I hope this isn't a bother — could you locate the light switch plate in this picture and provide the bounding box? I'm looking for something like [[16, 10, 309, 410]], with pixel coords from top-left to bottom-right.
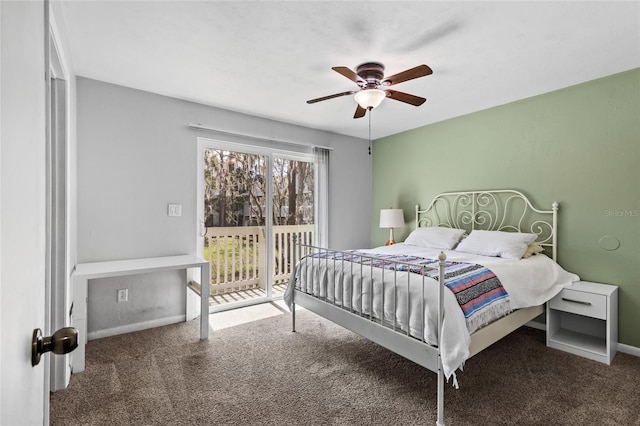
[[168, 203, 182, 217]]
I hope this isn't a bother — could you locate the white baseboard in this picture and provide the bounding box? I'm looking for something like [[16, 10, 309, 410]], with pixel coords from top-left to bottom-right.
[[525, 320, 639, 358], [87, 315, 186, 341], [618, 342, 640, 357]]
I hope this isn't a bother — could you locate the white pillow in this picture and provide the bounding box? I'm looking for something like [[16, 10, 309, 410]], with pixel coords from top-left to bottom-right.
[[454, 230, 538, 259], [404, 227, 467, 250]]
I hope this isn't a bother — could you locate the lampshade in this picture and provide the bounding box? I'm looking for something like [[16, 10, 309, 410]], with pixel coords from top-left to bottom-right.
[[354, 89, 386, 109], [379, 208, 405, 229]]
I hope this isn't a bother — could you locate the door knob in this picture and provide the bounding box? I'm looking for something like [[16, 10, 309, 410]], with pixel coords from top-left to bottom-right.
[[31, 327, 78, 366]]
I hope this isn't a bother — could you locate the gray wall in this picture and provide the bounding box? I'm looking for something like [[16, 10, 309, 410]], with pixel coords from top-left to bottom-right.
[[77, 77, 372, 335]]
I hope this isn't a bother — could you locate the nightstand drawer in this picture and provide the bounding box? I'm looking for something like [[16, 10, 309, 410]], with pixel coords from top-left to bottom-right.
[[549, 288, 607, 320]]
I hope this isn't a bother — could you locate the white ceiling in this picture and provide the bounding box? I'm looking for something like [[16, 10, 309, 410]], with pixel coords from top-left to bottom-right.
[[58, 1, 640, 140]]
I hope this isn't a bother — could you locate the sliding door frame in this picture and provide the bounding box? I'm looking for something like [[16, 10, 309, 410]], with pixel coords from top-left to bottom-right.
[[196, 137, 314, 312]]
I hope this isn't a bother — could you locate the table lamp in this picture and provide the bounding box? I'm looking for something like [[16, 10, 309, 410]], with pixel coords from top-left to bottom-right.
[[379, 208, 405, 245]]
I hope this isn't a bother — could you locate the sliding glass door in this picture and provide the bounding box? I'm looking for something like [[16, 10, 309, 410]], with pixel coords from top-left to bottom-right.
[[201, 146, 269, 307], [271, 156, 314, 293], [197, 138, 315, 311]]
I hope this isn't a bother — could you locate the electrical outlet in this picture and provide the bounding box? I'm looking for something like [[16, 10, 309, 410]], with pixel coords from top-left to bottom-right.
[[117, 288, 128, 303]]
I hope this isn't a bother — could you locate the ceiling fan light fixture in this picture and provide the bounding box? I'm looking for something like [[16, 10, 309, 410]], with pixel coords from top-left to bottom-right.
[[354, 89, 386, 109], [307, 63, 430, 118]]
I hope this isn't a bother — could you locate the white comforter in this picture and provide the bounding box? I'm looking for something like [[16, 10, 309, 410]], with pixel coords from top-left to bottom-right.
[[284, 243, 579, 383]]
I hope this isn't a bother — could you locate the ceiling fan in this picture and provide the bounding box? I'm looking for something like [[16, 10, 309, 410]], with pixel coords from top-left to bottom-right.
[[306, 62, 433, 119]]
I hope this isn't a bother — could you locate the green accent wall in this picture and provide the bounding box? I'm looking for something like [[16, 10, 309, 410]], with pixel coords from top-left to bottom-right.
[[372, 68, 640, 348]]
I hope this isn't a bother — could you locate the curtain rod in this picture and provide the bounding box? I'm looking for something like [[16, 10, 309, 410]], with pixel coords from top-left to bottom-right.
[[186, 123, 334, 151]]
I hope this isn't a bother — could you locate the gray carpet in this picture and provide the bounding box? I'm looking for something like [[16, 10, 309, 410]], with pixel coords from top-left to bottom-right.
[[51, 306, 640, 425]]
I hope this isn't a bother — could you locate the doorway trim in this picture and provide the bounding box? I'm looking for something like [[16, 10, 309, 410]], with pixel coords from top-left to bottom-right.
[[47, 7, 72, 394]]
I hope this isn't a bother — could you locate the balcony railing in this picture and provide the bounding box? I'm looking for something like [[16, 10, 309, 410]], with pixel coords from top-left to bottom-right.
[[203, 224, 314, 296]]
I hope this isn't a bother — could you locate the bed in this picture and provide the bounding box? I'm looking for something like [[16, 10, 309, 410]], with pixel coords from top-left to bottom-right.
[[284, 189, 579, 426]]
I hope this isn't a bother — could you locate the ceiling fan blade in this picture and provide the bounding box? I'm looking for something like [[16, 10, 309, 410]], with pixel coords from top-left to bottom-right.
[[332, 66, 363, 84], [353, 104, 367, 119], [307, 90, 357, 104], [386, 89, 426, 106], [381, 64, 433, 87]]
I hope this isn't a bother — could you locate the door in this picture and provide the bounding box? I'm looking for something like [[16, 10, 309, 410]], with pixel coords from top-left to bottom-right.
[[271, 155, 315, 294], [198, 141, 272, 308], [197, 138, 316, 311], [0, 1, 49, 424]]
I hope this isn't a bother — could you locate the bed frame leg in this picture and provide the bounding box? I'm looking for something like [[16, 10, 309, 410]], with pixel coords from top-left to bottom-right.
[[292, 302, 296, 333], [436, 251, 446, 426], [436, 354, 445, 426]]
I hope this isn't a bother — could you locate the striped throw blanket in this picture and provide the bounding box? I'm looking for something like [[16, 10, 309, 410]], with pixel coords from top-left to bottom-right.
[[311, 251, 512, 333]]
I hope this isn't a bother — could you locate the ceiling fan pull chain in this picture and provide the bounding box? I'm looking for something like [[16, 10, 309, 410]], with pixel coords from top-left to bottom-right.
[[368, 109, 372, 156]]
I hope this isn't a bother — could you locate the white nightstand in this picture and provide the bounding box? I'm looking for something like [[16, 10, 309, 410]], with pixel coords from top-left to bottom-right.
[[546, 281, 618, 364]]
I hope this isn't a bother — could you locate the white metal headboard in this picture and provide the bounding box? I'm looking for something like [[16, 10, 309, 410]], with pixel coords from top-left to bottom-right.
[[415, 189, 558, 261]]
